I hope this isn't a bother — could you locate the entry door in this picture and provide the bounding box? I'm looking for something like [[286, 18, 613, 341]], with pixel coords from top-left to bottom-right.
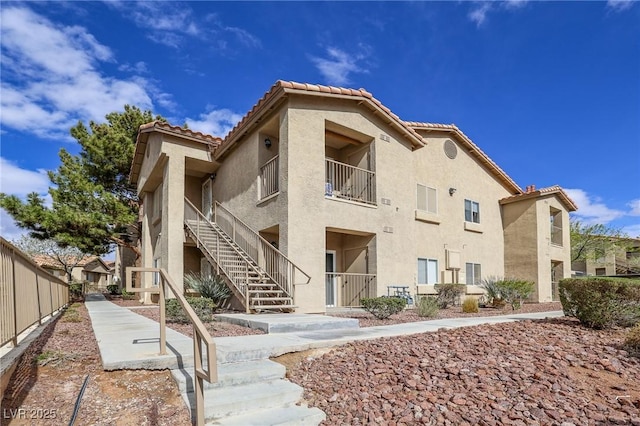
[[325, 251, 337, 307], [202, 179, 213, 221]]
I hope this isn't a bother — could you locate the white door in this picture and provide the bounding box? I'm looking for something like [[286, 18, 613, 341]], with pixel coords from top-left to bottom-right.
[[325, 251, 337, 307], [202, 179, 213, 221]]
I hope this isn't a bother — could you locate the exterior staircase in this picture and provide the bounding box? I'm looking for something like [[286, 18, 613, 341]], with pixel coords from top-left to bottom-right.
[[184, 198, 310, 313]]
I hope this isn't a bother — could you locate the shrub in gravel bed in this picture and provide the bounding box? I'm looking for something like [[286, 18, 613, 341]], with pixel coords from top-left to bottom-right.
[[462, 297, 479, 313], [184, 272, 231, 307], [559, 277, 640, 329], [435, 284, 466, 308], [361, 297, 406, 319], [106, 284, 120, 295], [166, 297, 217, 323], [417, 296, 439, 317], [625, 324, 640, 357], [498, 279, 535, 310]]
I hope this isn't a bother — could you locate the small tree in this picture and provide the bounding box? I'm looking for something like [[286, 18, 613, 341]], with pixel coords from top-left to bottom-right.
[[570, 219, 627, 263], [13, 236, 89, 284]]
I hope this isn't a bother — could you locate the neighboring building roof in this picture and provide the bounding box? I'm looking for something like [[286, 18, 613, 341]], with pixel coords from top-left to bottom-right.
[[499, 184, 578, 212], [31, 254, 113, 271], [215, 80, 426, 159], [406, 121, 523, 195], [130, 121, 223, 184]]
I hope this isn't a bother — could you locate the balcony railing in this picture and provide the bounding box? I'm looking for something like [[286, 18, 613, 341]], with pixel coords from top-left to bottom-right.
[[260, 155, 279, 200], [325, 159, 376, 206], [550, 225, 563, 246], [326, 273, 377, 307]]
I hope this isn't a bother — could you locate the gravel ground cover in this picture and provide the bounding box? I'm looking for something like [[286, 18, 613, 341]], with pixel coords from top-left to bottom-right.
[[287, 318, 640, 425]]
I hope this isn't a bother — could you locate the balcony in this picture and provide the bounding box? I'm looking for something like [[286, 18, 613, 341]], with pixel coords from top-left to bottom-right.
[[259, 155, 279, 200], [550, 224, 563, 246], [325, 159, 376, 206]]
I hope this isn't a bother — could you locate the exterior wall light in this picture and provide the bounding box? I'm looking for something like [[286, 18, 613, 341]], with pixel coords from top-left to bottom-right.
[[264, 138, 272, 148], [209, 173, 216, 181], [449, 187, 457, 196]]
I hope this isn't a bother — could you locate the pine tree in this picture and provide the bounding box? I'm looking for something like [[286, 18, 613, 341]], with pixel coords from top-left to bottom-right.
[[0, 105, 164, 256]]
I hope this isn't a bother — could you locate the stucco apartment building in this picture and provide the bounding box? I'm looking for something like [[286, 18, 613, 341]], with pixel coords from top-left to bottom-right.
[[129, 80, 577, 313], [572, 237, 640, 277], [34, 255, 113, 289]]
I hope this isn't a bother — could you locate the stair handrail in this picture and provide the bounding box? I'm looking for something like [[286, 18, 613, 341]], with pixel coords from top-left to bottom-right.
[[184, 199, 264, 296], [125, 267, 216, 426], [211, 200, 311, 296]]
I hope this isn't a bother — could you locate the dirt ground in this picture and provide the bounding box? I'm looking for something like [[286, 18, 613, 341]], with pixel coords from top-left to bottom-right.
[[1, 301, 191, 426]]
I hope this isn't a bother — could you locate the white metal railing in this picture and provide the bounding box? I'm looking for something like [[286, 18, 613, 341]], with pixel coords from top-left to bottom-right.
[[213, 200, 311, 297], [0, 237, 69, 349], [126, 267, 216, 426], [550, 225, 563, 246], [260, 155, 279, 199], [325, 159, 376, 205], [326, 273, 377, 307], [184, 199, 256, 301]]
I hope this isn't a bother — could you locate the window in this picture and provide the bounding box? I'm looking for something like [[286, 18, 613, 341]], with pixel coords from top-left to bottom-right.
[[595, 268, 606, 276], [464, 199, 480, 223], [550, 208, 563, 246], [417, 185, 437, 214], [465, 263, 481, 285], [418, 258, 438, 284], [152, 184, 162, 222]]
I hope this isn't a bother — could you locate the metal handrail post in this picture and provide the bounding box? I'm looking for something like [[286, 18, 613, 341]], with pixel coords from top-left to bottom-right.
[[159, 276, 167, 355]]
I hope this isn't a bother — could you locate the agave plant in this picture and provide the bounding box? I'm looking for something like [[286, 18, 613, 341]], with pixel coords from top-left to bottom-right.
[[184, 272, 232, 307], [480, 275, 503, 305]]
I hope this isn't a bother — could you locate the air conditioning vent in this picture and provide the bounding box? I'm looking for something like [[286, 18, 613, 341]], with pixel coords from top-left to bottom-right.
[[383, 226, 394, 233], [444, 139, 458, 159], [382, 198, 391, 205]]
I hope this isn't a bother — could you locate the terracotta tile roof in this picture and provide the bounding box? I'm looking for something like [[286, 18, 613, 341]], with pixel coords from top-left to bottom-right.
[[406, 121, 523, 195], [215, 80, 425, 159], [130, 121, 222, 184], [499, 184, 578, 211], [31, 254, 98, 270]]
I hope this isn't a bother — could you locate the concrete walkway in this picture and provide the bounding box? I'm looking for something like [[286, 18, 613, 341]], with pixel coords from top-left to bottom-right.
[[85, 292, 563, 366]]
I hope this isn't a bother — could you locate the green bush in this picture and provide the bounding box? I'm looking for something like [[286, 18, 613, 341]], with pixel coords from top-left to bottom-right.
[[624, 324, 640, 357], [68, 282, 84, 298], [480, 276, 503, 305], [361, 297, 406, 320], [165, 297, 218, 323], [106, 284, 121, 295], [462, 297, 479, 313], [435, 284, 466, 308], [416, 296, 439, 318], [121, 288, 136, 300], [498, 279, 535, 310], [184, 273, 232, 307], [559, 277, 640, 329]]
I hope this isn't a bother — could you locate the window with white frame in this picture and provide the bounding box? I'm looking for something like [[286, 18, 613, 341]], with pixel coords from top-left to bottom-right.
[[464, 199, 480, 223], [417, 184, 437, 214], [465, 263, 481, 285], [152, 184, 162, 222], [418, 258, 438, 284]]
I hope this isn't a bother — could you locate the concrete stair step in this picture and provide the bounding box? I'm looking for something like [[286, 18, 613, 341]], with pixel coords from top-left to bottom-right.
[[184, 380, 304, 420], [251, 297, 293, 302], [207, 405, 326, 426], [171, 359, 285, 392]]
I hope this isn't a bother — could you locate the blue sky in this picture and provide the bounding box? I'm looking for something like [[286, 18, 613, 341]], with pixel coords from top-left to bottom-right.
[[1, 0, 639, 242]]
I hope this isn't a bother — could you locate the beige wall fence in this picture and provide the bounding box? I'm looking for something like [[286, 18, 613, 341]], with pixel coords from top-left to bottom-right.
[[0, 237, 69, 348]]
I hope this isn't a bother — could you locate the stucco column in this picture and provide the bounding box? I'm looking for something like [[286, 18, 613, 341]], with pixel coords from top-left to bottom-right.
[[140, 191, 154, 303], [161, 155, 185, 295]]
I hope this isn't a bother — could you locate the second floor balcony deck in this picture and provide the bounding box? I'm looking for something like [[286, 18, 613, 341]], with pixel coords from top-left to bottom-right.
[[325, 158, 376, 206]]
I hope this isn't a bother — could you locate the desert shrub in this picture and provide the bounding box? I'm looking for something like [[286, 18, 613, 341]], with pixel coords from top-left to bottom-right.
[[121, 288, 136, 300], [61, 304, 81, 323], [480, 276, 503, 305], [184, 273, 232, 307], [497, 279, 535, 310], [361, 297, 406, 320], [435, 284, 466, 308], [68, 281, 84, 298], [462, 297, 479, 313], [559, 277, 640, 329], [624, 324, 640, 357], [165, 297, 217, 323], [416, 296, 439, 318], [106, 284, 121, 295]]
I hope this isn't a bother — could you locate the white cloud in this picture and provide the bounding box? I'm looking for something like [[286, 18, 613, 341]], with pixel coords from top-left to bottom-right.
[[118, 61, 149, 74], [622, 223, 640, 239], [607, 0, 635, 11], [0, 6, 157, 140], [628, 199, 640, 216], [310, 47, 370, 86], [0, 157, 50, 197], [186, 109, 243, 138], [565, 188, 626, 224], [468, 2, 493, 27], [468, 1, 528, 27]]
